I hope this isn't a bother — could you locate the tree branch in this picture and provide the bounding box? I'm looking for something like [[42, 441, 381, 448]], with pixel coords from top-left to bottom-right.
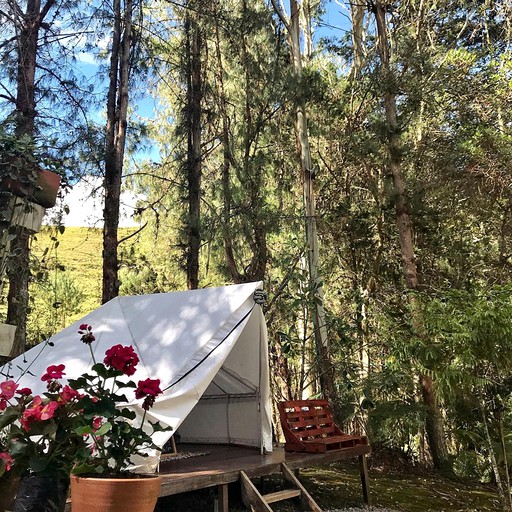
[[0, 83, 16, 103], [269, 0, 290, 32], [39, 0, 57, 24], [119, 222, 147, 244]]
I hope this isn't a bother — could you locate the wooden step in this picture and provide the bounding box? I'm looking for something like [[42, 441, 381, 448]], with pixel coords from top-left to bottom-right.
[[240, 464, 323, 512], [263, 489, 301, 504]]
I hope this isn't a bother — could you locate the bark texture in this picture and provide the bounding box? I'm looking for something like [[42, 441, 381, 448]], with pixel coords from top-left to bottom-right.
[[185, 4, 202, 290], [102, 0, 133, 303]]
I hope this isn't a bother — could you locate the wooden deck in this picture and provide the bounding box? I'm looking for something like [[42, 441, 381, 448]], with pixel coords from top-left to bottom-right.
[[158, 443, 371, 509], [64, 443, 371, 511]]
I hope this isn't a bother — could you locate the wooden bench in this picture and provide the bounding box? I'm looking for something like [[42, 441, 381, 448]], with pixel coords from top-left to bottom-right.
[[278, 399, 369, 453], [278, 399, 371, 506]]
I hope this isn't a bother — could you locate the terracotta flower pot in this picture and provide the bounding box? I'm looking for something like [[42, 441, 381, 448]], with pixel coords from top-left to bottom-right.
[[70, 474, 161, 512]]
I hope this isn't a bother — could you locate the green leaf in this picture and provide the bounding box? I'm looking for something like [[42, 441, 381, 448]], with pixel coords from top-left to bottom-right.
[[72, 463, 102, 475], [118, 408, 136, 420], [0, 408, 19, 429], [91, 363, 109, 378], [94, 421, 112, 436], [83, 397, 116, 417], [29, 455, 50, 473]]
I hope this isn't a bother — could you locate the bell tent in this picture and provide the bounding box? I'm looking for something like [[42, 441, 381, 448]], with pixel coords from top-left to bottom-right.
[[3, 282, 272, 454]]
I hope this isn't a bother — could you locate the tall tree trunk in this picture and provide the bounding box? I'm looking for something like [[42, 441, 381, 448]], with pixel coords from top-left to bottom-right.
[[373, 0, 451, 473], [215, 0, 267, 284], [184, 3, 202, 290], [5, 0, 56, 356], [213, 4, 239, 284], [102, 0, 133, 303], [271, 0, 333, 399], [288, 0, 333, 400]]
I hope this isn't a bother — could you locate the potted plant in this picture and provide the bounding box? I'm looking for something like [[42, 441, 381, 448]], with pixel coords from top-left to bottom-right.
[[68, 324, 171, 512], [0, 324, 171, 512]]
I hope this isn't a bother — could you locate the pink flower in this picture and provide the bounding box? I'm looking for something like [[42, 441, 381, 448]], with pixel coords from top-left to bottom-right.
[[104, 345, 139, 376], [0, 452, 14, 472], [41, 364, 66, 382], [40, 401, 59, 421], [0, 380, 18, 400], [21, 396, 44, 431]]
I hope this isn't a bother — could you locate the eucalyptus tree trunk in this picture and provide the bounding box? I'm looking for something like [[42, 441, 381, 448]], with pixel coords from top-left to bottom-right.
[[373, 0, 451, 473], [102, 0, 133, 303], [184, 1, 202, 290], [350, 0, 366, 77], [5, 0, 57, 356], [271, 0, 334, 400]]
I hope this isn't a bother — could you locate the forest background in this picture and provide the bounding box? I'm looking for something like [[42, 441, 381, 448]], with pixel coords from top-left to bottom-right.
[[1, 0, 512, 509]]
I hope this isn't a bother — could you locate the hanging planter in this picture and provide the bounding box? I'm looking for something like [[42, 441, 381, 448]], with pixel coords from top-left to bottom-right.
[[1, 167, 61, 208], [70, 474, 161, 512], [0, 322, 16, 357], [9, 199, 46, 234]]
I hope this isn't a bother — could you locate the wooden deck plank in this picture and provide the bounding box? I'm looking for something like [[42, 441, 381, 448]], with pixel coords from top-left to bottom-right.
[[158, 443, 371, 496]]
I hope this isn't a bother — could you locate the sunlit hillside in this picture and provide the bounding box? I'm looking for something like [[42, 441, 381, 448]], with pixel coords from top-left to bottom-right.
[[28, 226, 136, 343]]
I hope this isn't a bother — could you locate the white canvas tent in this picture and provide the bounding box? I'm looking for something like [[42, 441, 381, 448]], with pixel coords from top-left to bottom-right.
[[2, 282, 272, 455]]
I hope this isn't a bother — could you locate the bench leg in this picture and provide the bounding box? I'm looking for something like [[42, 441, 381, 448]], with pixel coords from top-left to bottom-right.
[[358, 454, 371, 505]]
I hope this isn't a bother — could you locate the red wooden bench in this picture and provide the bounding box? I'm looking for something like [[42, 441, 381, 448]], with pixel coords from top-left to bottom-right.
[[278, 399, 369, 453]]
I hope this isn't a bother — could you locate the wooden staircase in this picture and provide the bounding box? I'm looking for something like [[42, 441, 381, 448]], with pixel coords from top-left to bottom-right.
[[240, 463, 322, 512]]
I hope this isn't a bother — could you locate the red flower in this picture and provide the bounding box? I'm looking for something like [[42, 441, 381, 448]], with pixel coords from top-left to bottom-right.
[[0, 399, 6, 411], [17, 387, 32, 396], [78, 324, 96, 345], [135, 378, 162, 410], [60, 385, 80, 403], [135, 379, 162, 400], [41, 364, 66, 382], [0, 380, 18, 400], [104, 345, 139, 376], [92, 417, 103, 431], [0, 452, 14, 472]]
